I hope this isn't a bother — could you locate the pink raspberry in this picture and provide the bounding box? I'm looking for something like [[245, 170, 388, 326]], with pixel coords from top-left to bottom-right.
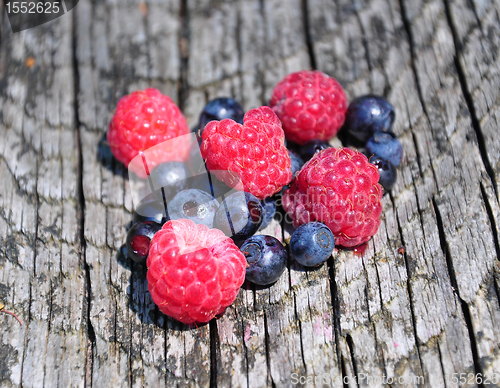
[[107, 88, 190, 178], [200, 106, 292, 199], [270, 70, 348, 145], [146, 219, 246, 324], [283, 148, 383, 247]]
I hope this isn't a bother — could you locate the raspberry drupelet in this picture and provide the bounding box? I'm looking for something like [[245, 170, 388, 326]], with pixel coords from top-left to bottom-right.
[[283, 147, 383, 248], [200, 106, 292, 199], [107, 88, 190, 178], [270, 70, 348, 145], [147, 219, 247, 324]]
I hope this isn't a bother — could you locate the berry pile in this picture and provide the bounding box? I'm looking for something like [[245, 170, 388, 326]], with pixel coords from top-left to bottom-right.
[[107, 73, 403, 326]]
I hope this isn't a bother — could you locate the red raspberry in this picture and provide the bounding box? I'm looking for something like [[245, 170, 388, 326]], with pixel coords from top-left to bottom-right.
[[146, 219, 246, 324], [200, 106, 292, 199], [283, 148, 383, 247], [269, 70, 348, 145], [107, 88, 190, 178]]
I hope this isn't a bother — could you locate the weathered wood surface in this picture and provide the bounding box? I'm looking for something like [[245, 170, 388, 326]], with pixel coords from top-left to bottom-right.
[[0, 0, 499, 386]]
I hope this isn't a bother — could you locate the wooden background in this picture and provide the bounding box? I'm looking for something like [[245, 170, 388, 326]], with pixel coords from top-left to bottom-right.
[[0, 0, 499, 386]]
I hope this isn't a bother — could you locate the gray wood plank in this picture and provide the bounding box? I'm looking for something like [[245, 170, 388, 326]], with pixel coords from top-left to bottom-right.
[[0, 12, 87, 388], [1, 0, 500, 386], [75, 0, 211, 387], [306, 0, 500, 386]]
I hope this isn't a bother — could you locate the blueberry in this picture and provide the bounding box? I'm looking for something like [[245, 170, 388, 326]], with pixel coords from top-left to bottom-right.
[[298, 140, 331, 162], [214, 192, 263, 240], [369, 155, 397, 192], [190, 173, 233, 200], [133, 194, 168, 225], [366, 132, 403, 166], [290, 222, 335, 267], [259, 197, 277, 230], [126, 221, 162, 264], [150, 161, 189, 201], [168, 189, 219, 227], [289, 150, 305, 177], [343, 95, 395, 143], [241, 235, 288, 285], [198, 98, 244, 136]]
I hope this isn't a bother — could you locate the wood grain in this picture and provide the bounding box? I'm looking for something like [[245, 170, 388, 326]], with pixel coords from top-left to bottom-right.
[[0, 0, 499, 386]]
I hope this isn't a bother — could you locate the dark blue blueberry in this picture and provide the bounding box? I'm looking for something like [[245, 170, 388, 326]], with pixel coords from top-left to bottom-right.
[[150, 161, 189, 201], [289, 150, 305, 177], [126, 221, 162, 264], [133, 194, 168, 225], [241, 235, 288, 285], [168, 189, 219, 227], [290, 222, 335, 267], [259, 197, 277, 230], [214, 192, 263, 240], [198, 98, 244, 136], [369, 155, 397, 192], [343, 95, 395, 143], [366, 132, 403, 166], [298, 140, 331, 162]]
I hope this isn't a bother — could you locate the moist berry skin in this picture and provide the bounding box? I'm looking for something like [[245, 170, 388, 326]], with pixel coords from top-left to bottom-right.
[[147, 219, 247, 324], [198, 98, 244, 136], [369, 155, 397, 192], [150, 161, 190, 201], [168, 189, 219, 228], [342, 95, 395, 144], [241, 235, 288, 285], [190, 174, 233, 200], [290, 222, 335, 267], [366, 132, 403, 167], [298, 140, 332, 162], [126, 221, 162, 264], [259, 197, 277, 230], [133, 194, 169, 225], [200, 106, 292, 199], [270, 70, 348, 144], [283, 147, 383, 248], [214, 192, 263, 241], [107, 88, 190, 178]]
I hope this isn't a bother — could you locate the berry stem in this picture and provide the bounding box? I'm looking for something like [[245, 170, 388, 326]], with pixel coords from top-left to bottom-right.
[[0, 308, 23, 326]]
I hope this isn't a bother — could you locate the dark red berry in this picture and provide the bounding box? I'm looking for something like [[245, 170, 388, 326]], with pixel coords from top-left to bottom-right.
[[126, 221, 162, 264]]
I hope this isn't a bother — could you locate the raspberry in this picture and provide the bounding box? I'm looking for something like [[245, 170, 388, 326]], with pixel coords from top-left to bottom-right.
[[269, 70, 348, 145], [107, 88, 190, 178], [146, 219, 247, 324], [283, 148, 383, 248], [200, 106, 292, 199]]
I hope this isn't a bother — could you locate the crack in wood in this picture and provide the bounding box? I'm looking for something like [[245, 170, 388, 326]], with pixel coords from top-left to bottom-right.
[[479, 183, 500, 262], [442, 0, 499, 199], [262, 311, 276, 388], [361, 252, 389, 376], [301, 0, 317, 70], [494, 273, 500, 311], [235, 4, 245, 107], [391, 193, 426, 377], [72, 7, 94, 388], [345, 333, 359, 388], [432, 196, 486, 388], [292, 292, 307, 373], [436, 343, 449, 388], [178, 0, 190, 111], [209, 319, 220, 388], [18, 52, 41, 388], [326, 256, 348, 387]]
